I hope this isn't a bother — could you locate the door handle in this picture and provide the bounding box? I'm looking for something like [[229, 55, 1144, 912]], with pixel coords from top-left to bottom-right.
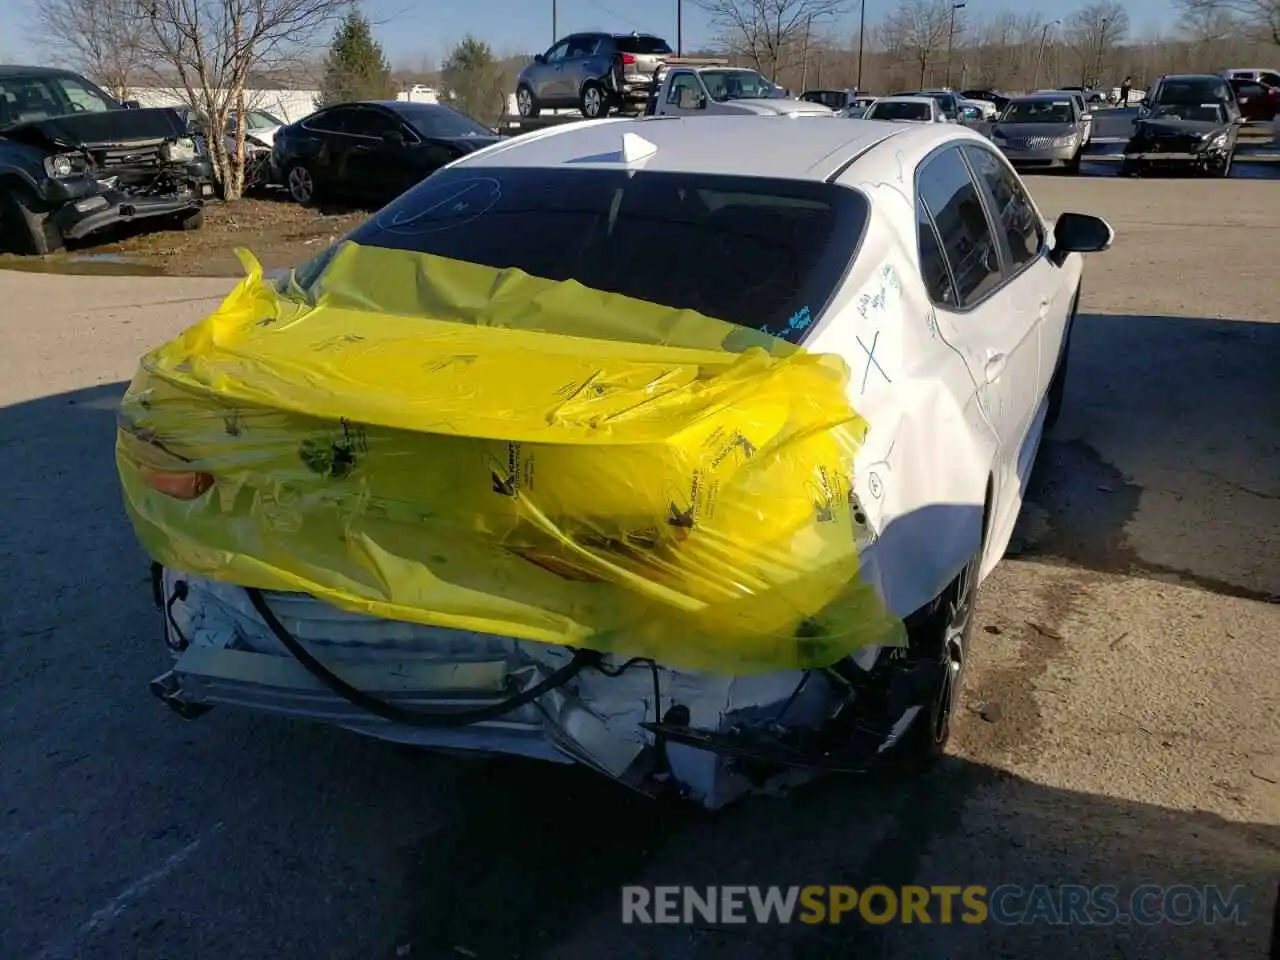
[[1038, 299, 1051, 319], [985, 350, 1007, 381]]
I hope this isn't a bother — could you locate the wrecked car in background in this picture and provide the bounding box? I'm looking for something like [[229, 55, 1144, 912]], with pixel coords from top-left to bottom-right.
[[1123, 74, 1242, 178], [118, 117, 1112, 810], [0, 65, 213, 255]]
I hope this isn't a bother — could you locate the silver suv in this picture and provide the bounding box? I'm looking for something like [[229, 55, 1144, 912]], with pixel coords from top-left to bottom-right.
[[515, 32, 673, 120]]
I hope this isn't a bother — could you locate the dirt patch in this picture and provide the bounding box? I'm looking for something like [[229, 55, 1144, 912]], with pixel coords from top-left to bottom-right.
[[6, 195, 368, 279]]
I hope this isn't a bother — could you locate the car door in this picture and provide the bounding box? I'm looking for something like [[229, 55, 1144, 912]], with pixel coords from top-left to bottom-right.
[[534, 39, 572, 104], [298, 107, 357, 191], [565, 34, 606, 97], [343, 106, 420, 201], [962, 144, 1065, 408], [916, 144, 1042, 509]]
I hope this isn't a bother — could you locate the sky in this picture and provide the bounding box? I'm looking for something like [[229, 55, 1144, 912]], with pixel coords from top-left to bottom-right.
[[0, 0, 1182, 68]]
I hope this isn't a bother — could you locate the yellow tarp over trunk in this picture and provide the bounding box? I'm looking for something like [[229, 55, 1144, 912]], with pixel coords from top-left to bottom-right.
[[116, 241, 904, 674]]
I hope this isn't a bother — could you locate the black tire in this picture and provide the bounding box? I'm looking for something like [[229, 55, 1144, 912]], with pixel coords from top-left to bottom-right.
[[1067, 147, 1083, 174], [1044, 289, 1079, 432], [172, 208, 204, 231], [285, 162, 318, 206], [580, 81, 610, 119], [516, 84, 540, 118], [894, 548, 982, 771], [0, 184, 64, 255], [1218, 150, 1233, 178]]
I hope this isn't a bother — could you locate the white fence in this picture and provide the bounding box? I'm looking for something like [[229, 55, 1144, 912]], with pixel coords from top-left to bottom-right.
[[128, 87, 321, 122]]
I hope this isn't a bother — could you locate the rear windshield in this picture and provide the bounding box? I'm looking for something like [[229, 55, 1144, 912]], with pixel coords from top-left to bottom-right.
[[615, 36, 673, 55], [303, 167, 868, 342], [869, 100, 931, 121]]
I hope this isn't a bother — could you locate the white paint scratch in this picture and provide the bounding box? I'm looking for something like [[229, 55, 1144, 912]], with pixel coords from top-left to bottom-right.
[[32, 823, 224, 960]]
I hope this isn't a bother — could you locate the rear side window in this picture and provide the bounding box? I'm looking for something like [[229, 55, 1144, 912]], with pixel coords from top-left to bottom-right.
[[916, 146, 1001, 307], [615, 36, 673, 55], [333, 167, 869, 342], [917, 197, 956, 306], [963, 146, 1043, 271]]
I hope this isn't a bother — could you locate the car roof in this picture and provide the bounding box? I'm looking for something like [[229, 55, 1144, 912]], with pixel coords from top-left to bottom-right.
[[0, 64, 85, 80], [873, 96, 935, 105], [452, 115, 975, 180], [1014, 93, 1075, 101], [1157, 74, 1226, 82]]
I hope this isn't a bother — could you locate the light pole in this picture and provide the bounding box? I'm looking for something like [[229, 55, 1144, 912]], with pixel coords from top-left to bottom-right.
[[1031, 19, 1058, 91], [944, 2, 966, 89], [677, 0, 682, 56], [857, 0, 867, 92], [552, 0, 557, 43], [1092, 17, 1109, 88]]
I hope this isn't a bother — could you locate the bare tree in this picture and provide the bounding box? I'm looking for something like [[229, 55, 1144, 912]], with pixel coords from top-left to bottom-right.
[[1178, 0, 1280, 45], [137, 0, 354, 200], [1063, 1, 1129, 87], [883, 0, 952, 88], [30, 0, 148, 99], [692, 0, 852, 79]]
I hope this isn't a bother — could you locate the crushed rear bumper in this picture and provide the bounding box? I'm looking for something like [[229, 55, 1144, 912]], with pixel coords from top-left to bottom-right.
[[149, 567, 931, 808]]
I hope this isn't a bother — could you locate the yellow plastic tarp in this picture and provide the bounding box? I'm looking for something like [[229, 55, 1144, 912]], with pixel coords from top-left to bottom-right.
[[116, 241, 904, 674]]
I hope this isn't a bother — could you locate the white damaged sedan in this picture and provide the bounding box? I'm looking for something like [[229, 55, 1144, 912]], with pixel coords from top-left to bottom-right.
[[146, 115, 1113, 809]]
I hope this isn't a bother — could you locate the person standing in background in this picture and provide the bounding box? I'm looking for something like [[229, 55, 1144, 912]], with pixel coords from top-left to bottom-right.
[[1120, 76, 1133, 106]]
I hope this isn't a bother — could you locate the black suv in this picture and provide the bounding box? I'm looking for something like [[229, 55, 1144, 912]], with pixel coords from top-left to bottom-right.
[[514, 32, 674, 119], [1122, 74, 1242, 177], [0, 65, 213, 255]]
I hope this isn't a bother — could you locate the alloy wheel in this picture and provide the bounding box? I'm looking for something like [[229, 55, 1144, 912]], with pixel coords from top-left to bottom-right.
[[583, 86, 603, 118], [287, 165, 313, 204]]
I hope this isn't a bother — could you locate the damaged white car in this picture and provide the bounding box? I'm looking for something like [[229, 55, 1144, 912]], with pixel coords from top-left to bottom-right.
[[125, 116, 1112, 809]]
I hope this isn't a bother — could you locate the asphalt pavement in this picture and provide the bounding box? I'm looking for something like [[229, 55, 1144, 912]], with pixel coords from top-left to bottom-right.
[[0, 177, 1277, 960]]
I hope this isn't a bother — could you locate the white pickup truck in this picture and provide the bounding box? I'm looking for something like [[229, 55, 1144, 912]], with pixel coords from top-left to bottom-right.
[[642, 58, 836, 118]]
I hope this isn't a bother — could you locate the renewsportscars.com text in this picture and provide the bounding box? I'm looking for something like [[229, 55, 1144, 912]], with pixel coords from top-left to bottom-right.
[[621, 884, 1252, 926]]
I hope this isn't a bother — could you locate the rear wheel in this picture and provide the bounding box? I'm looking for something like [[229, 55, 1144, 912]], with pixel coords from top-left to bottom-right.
[[580, 81, 610, 119], [0, 184, 64, 255], [894, 548, 982, 770], [285, 162, 318, 206]]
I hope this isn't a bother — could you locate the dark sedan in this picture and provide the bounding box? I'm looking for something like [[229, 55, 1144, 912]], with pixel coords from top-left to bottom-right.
[[272, 100, 500, 206]]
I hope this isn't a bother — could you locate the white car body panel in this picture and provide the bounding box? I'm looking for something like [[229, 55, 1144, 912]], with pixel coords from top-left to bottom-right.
[[156, 116, 1094, 807]]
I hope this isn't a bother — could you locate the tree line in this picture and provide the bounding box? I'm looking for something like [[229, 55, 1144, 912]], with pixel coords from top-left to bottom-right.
[[22, 0, 1280, 200]]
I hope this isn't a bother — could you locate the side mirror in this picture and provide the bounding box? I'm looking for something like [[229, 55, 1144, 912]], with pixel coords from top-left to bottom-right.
[[1050, 212, 1114, 266], [1231, 115, 1245, 124], [533, 53, 547, 64], [1081, 112, 1093, 121], [121, 99, 141, 109]]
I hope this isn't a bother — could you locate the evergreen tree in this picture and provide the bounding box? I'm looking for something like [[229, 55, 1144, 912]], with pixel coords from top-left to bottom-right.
[[441, 36, 506, 126], [318, 10, 395, 107]]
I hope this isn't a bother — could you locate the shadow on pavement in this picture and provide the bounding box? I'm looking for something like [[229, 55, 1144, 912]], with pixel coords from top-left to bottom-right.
[[0, 377, 1276, 960], [1016, 313, 1280, 603]]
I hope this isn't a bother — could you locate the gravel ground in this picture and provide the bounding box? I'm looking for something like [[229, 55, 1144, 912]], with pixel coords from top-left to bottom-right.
[[0, 175, 1276, 960]]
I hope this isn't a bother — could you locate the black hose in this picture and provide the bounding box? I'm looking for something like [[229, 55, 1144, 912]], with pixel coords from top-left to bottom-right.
[[245, 587, 597, 728]]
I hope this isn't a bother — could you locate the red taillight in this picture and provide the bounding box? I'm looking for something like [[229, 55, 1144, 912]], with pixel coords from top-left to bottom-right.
[[621, 53, 636, 64], [139, 465, 215, 500]]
